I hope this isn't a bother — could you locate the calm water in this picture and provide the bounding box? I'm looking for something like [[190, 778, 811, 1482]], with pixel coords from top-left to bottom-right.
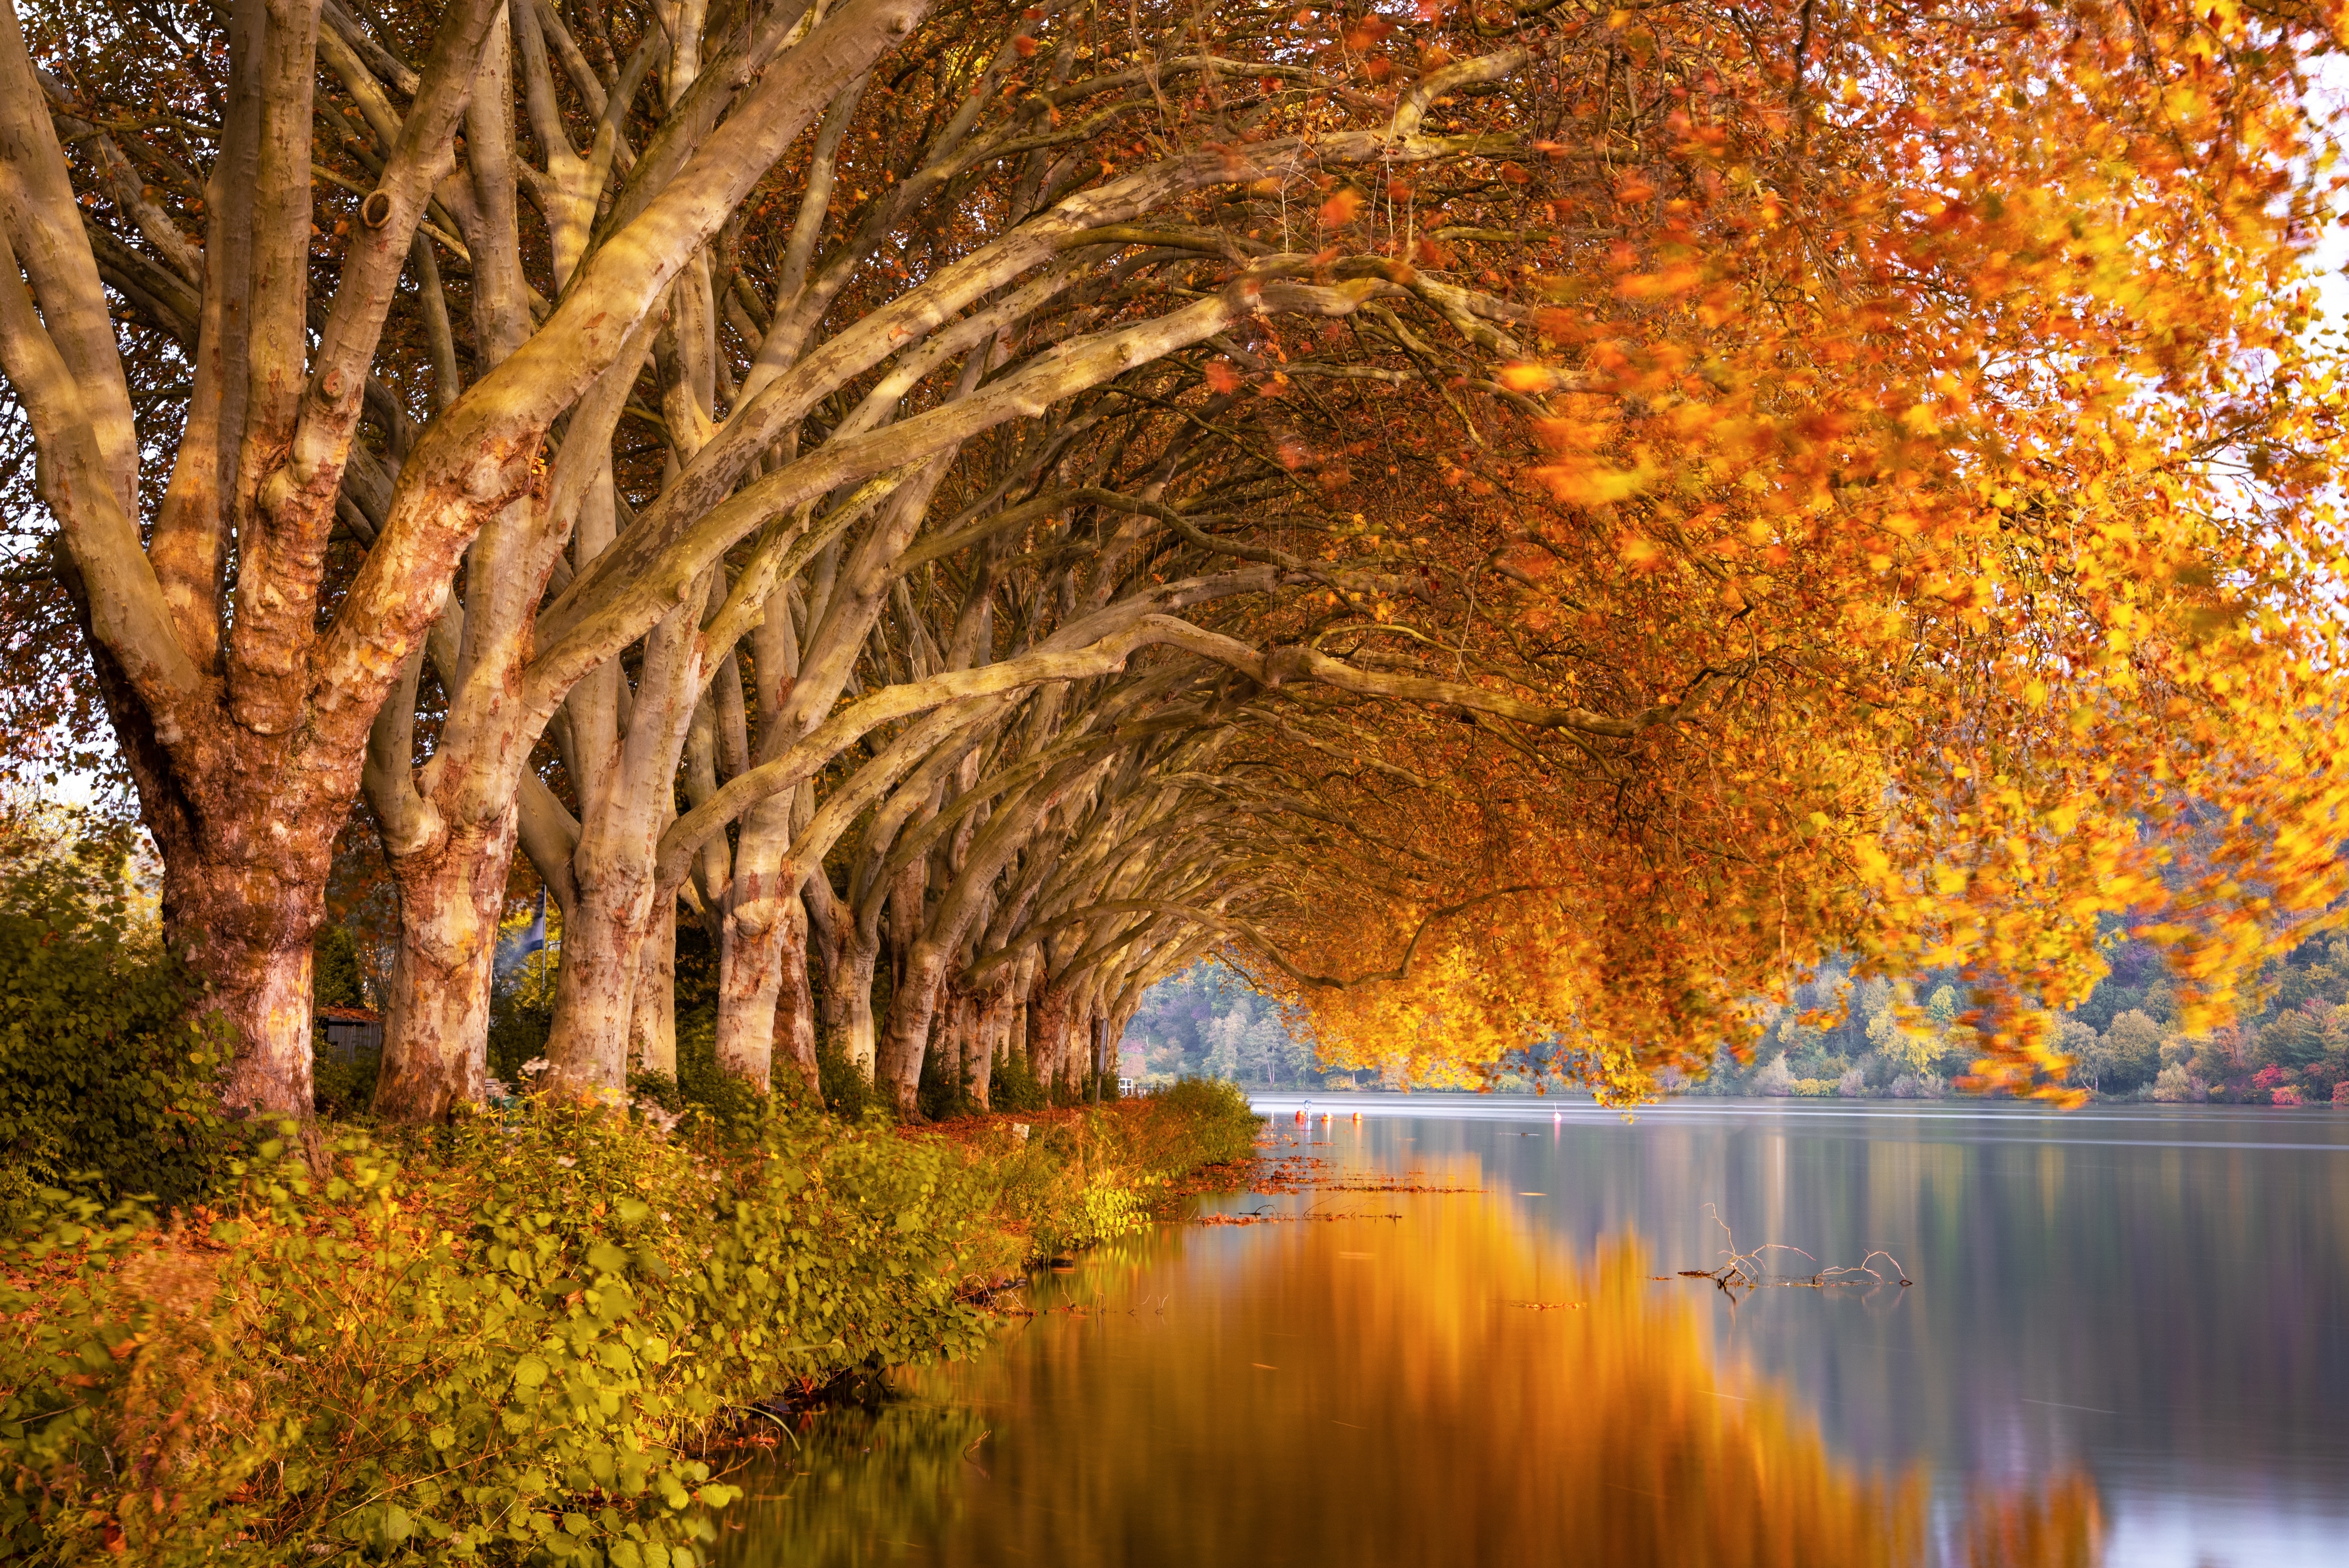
[[716, 1097, 2349, 1566]]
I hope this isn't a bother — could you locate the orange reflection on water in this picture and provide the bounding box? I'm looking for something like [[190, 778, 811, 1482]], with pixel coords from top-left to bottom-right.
[[1963, 1474, 2104, 1568], [720, 1165, 2100, 1567]]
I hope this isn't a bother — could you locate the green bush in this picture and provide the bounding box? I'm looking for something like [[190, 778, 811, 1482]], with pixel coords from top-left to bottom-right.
[[0, 830, 222, 1215], [915, 1035, 977, 1122], [816, 1036, 878, 1120], [975, 1083, 1264, 1256], [661, 1013, 772, 1126], [486, 974, 555, 1089], [310, 1045, 382, 1118], [0, 1096, 1000, 1564], [1149, 1076, 1262, 1165], [989, 1045, 1047, 1114]]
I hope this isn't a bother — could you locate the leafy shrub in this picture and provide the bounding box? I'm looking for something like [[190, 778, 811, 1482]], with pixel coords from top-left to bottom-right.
[[0, 828, 222, 1215], [309, 1045, 382, 1118], [486, 975, 554, 1088], [995, 1083, 1260, 1253], [1149, 1076, 1261, 1165], [665, 1013, 772, 1126], [915, 1036, 977, 1122], [990, 1046, 1047, 1114], [0, 1097, 1000, 1563], [816, 1036, 878, 1119]]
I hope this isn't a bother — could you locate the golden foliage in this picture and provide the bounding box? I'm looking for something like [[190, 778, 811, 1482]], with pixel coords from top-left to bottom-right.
[[1220, 0, 2349, 1102]]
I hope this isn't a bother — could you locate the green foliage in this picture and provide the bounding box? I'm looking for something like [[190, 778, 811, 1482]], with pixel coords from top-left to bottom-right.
[[914, 1031, 976, 1122], [2095, 1008, 2164, 1092], [0, 1085, 1259, 1563], [311, 925, 368, 1010], [815, 1037, 878, 1120], [311, 1045, 382, 1119], [1148, 1076, 1260, 1165], [0, 1097, 998, 1564], [978, 1083, 1262, 1256], [486, 973, 555, 1088], [989, 1046, 1047, 1115], [0, 828, 222, 1215], [662, 1013, 770, 1127]]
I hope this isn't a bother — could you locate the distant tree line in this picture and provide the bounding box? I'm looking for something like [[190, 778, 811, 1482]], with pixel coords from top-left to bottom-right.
[[1133, 929, 2349, 1107], [1691, 932, 2349, 1107], [1120, 964, 1354, 1093]]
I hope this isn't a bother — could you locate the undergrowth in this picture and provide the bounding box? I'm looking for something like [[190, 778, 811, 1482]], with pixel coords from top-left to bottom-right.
[[0, 1081, 1263, 1564], [0, 828, 222, 1218]]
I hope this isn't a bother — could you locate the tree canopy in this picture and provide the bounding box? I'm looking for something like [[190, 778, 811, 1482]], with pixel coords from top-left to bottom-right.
[[1, 0, 2344, 1117]]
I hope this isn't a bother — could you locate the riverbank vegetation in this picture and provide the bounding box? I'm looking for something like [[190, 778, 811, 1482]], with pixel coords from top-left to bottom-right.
[[0, 811, 1268, 1561], [0, 1058, 1259, 1563], [1125, 934, 2349, 1107]]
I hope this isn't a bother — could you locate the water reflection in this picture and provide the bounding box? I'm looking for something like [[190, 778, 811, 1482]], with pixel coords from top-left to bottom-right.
[[716, 1117, 2119, 1567], [1317, 1100, 2349, 1526], [720, 1101, 2349, 1566]]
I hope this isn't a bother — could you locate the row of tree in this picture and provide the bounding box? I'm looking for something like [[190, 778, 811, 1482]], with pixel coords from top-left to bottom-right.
[[1690, 936, 2349, 1102], [4, 0, 2346, 1122]]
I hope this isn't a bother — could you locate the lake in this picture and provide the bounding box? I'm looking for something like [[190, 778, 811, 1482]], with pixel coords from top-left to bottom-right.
[[713, 1096, 2349, 1566]]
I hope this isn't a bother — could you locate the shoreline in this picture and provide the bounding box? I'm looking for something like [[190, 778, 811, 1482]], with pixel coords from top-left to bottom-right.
[[1245, 1090, 2349, 1121], [0, 1083, 1263, 1563]]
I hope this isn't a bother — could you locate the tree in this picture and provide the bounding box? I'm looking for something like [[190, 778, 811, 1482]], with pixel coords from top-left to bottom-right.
[[1, 0, 943, 1112], [1219, 0, 2349, 1104], [8, 0, 2346, 1124], [2256, 1009, 2327, 1073], [2055, 1019, 2101, 1091], [2099, 1011, 2164, 1093], [2, 0, 1579, 1115], [312, 925, 369, 1012], [1871, 1003, 1941, 1083]]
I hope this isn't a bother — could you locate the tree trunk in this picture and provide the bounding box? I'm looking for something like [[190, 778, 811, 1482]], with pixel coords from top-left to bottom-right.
[[371, 806, 514, 1120], [876, 939, 951, 1115], [809, 875, 851, 1048], [155, 805, 337, 1118], [543, 860, 650, 1097], [186, 902, 321, 1117], [713, 802, 803, 1091], [1008, 954, 1034, 1079], [630, 894, 677, 1078], [776, 891, 820, 1092], [968, 988, 1002, 1110], [545, 589, 707, 1096], [833, 920, 882, 1078], [714, 880, 782, 1091], [936, 991, 965, 1107], [1031, 984, 1071, 1098]]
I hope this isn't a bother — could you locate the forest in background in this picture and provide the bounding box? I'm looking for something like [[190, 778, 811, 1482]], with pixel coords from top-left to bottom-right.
[[1693, 932, 2349, 1106], [1125, 930, 2349, 1106]]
